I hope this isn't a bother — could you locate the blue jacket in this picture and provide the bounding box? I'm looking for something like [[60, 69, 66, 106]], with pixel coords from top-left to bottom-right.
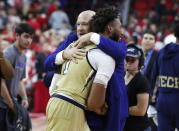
[[151, 43, 179, 93], [44, 33, 129, 131]]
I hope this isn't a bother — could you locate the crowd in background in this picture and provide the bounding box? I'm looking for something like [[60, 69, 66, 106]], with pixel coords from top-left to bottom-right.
[[0, 0, 178, 112]]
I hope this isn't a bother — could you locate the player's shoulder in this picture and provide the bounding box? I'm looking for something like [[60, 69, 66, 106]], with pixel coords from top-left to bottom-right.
[[88, 48, 115, 63], [88, 48, 110, 57]]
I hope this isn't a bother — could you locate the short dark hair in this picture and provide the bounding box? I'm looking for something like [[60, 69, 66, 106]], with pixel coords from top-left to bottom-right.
[[14, 23, 34, 35], [143, 30, 157, 41], [174, 24, 179, 39], [91, 7, 120, 33]]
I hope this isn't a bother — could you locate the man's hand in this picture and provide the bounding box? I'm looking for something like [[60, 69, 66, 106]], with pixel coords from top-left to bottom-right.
[[94, 102, 108, 115], [87, 102, 108, 115], [73, 32, 94, 48], [9, 102, 17, 113], [63, 47, 86, 64], [21, 99, 29, 109]]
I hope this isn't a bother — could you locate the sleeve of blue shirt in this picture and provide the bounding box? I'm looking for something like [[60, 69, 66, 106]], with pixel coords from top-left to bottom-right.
[[97, 36, 127, 62], [44, 33, 78, 71]]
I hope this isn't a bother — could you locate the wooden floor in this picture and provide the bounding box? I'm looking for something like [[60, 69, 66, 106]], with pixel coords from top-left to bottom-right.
[[30, 113, 46, 131], [30, 113, 179, 131]]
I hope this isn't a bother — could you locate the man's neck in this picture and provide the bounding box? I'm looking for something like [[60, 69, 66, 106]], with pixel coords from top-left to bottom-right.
[[15, 41, 23, 53], [101, 32, 109, 38], [144, 48, 153, 54], [126, 70, 138, 76]]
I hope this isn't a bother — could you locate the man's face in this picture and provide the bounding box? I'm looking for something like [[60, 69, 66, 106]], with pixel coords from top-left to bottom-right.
[[76, 14, 90, 38], [141, 33, 155, 52], [109, 19, 122, 42], [18, 33, 33, 49]]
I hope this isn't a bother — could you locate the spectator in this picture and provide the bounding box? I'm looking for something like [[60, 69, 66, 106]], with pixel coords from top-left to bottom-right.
[[0, 7, 7, 32], [141, 30, 158, 131], [124, 44, 151, 131], [163, 25, 176, 46], [0, 23, 34, 130], [141, 30, 158, 86], [151, 23, 179, 131], [48, 1, 71, 31]]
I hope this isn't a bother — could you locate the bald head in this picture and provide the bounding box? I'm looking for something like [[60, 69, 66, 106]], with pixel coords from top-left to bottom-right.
[[78, 10, 96, 22], [76, 10, 96, 38]]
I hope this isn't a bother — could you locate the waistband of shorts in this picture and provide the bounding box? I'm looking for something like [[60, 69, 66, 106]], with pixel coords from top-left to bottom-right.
[[51, 94, 85, 110]]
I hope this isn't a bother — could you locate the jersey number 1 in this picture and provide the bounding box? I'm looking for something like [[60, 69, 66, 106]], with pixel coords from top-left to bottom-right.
[[63, 61, 71, 75]]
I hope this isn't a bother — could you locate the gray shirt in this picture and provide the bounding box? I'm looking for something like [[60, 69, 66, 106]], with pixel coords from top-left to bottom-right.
[[0, 44, 26, 108]]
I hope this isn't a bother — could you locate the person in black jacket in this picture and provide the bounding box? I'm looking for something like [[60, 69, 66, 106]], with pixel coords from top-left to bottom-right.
[[141, 30, 158, 131], [141, 30, 158, 88]]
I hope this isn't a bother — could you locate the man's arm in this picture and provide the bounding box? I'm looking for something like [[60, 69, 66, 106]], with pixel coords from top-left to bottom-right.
[[19, 80, 28, 109], [44, 33, 78, 71], [87, 83, 107, 115], [86, 49, 115, 115], [0, 52, 14, 79], [74, 32, 127, 61], [1, 79, 16, 112], [97, 35, 127, 61], [129, 93, 149, 116]]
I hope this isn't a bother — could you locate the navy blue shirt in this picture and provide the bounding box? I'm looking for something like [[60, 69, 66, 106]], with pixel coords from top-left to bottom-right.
[[151, 43, 179, 93]]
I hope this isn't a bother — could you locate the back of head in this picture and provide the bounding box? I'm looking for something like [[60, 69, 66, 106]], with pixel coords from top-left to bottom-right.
[[174, 24, 179, 40], [91, 7, 120, 33], [14, 23, 34, 35]]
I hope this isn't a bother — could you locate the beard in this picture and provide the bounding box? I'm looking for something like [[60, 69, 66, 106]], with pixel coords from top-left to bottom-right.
[[19, 39, 30, 50], [109, 32, 120, 42]]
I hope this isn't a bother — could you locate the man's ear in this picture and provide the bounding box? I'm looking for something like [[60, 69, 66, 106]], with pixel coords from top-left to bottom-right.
[[106, 25, 113, 34], [15, 33, 20, 39], [15, 33, 19, 37]]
